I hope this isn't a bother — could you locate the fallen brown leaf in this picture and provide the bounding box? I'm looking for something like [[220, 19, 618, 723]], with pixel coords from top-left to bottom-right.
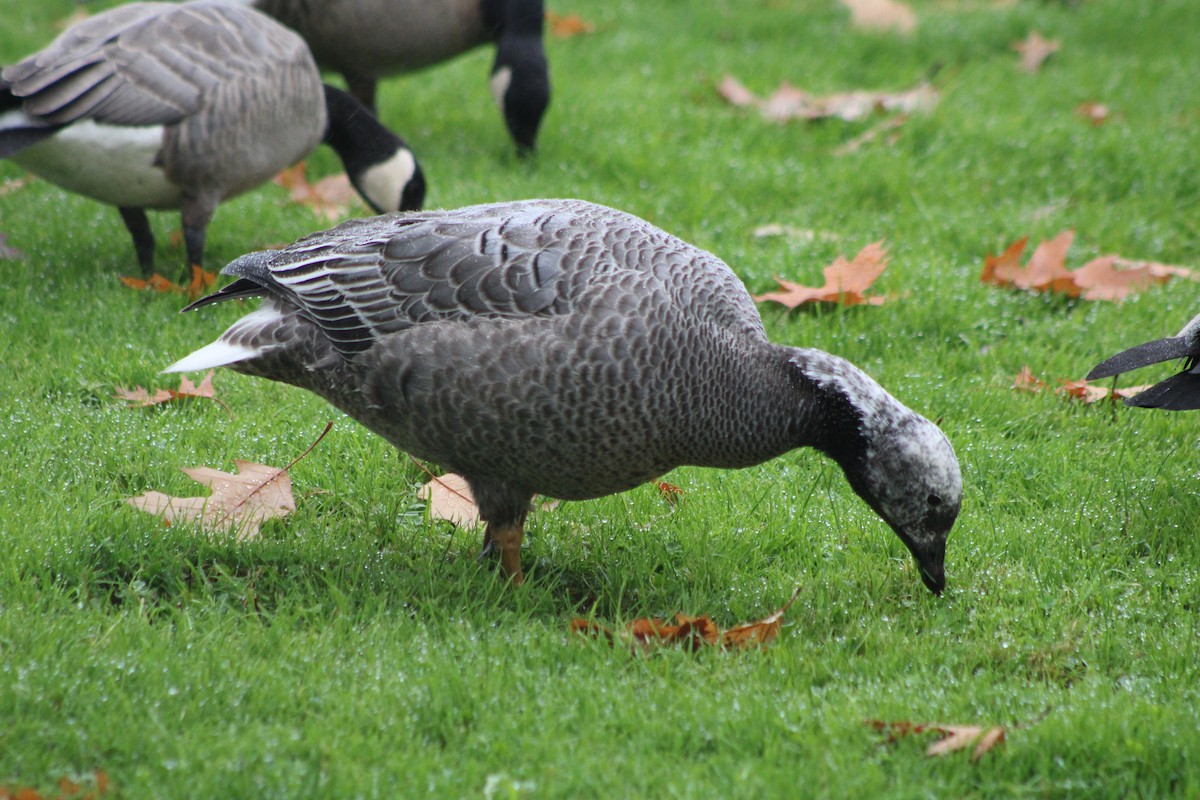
[[571, 585, 801, 653], [1075, 101, 1111, 126], [981, 231, 1196, 301], [840, 0, 917, 34], [115, 370, 225, 410], [545, 10, 595, 37], [128, 422, 331, 540], [717, 75, 936, 123], [1012, 30, 1060, 73], [272, 162, 361, 222], [867, 719, 1006, 761], [128, 461, 297, 540], [1013, 365, 1150, 404], [0, 175, 31, 196], [833, 114, 909, 155], [418, 472, 482, 528], [754, 241, 890, 308], [720, 584, 802, 649], [119, 273, 184, 293], [0, 769, 111, 800], [655, 481, 683, 506]]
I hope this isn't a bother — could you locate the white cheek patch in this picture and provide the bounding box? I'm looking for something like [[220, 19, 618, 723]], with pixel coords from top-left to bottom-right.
[[358, 149, 416, 213], [490, 66, 513, 111]]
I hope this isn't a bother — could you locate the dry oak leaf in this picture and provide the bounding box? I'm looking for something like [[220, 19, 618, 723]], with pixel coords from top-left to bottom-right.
[[128, 460, 297, 540], [867, 719, 1006, 761], [1012, 31, 1060, 73], [272, 162, 360, 222], [418, 472, 482, 528], [717, 75, 936, 123], [1012, 365, 1150, 405], [840, 0, 917, 34], [114, 369, 226, 410], [571, 585, 802, 653], [0, 770, 111, 800], [981, 231, 1196, 301], [1076, 101, 1111, 126], [545, 10, 595, 38], [0, 175, 31, 196], [754, 241, 889, 308]]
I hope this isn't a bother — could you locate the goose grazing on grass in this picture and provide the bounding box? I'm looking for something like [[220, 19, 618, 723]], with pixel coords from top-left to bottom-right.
[[167, 199, 962, 594], [246, 0, 550, 154], [0, 0, 426, 282], [1087, 313, 1200, 410]]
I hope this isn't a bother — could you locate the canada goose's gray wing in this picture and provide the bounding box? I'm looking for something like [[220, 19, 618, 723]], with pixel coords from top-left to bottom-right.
[[2, 0, 305, 127], [195, 199, 767, 359]]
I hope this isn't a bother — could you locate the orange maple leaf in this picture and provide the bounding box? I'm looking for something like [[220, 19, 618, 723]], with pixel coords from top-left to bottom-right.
[[754, 242, 890, 307], [545, 10, 595, 38], [981, 231, 1195, 301]]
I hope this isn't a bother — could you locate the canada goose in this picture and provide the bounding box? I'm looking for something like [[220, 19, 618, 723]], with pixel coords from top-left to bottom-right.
[[247, 0, 550, 154], [1087, 312, 1200, 410], [0, 0, 426, 280], [167, 199, 963, 594]]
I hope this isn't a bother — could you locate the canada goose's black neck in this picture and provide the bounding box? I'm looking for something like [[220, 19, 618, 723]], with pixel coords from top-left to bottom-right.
[[321, 84, 425, 211]]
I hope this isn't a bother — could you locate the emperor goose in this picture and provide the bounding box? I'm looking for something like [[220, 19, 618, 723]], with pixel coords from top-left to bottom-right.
[[1088, 312, 1200, 410], [0, 0, 426, 279], [167, 199, 962, 594], [245, 0, 550, 154]]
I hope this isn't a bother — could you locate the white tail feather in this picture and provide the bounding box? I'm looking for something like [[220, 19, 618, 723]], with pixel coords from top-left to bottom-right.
[[163, 300, 284, 373], [163, 339, 261, 373]]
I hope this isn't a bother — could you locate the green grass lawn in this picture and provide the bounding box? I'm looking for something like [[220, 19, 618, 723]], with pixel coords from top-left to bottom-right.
[[2, 0, 1199, 796]]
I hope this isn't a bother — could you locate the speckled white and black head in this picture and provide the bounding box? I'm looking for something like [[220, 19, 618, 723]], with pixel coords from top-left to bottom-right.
[[788, 350, 963, 594]]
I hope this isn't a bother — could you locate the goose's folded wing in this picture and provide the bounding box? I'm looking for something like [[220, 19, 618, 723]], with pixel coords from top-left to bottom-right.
[[219, 206, 582, 358], [2, 1, 304, 127]]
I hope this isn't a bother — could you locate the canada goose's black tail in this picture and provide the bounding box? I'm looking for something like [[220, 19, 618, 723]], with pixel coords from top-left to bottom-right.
[[1087, 330, 1200, 410], [0, 78, 64, 158]]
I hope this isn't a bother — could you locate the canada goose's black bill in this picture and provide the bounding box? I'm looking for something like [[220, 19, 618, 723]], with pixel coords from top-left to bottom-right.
[[907, 539, 946, 596]]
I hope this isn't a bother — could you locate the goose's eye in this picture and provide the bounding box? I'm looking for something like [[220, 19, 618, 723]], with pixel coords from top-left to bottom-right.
[[927, 494, 942, 507]]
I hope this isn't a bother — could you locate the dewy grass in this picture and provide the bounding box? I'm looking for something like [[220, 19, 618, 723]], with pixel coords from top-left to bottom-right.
[[2, 0, 1199, 797]]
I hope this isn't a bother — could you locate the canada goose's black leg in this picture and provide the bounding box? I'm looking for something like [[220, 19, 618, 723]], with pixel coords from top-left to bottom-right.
[[118, 207, 155, 277], [344, 74, 378, 116], [180, 195, 219, 293]]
